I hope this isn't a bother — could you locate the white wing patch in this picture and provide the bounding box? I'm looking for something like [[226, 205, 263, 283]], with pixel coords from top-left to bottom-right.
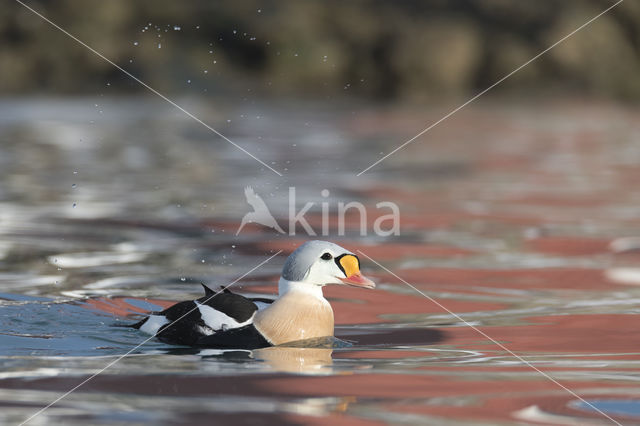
[[196, 325, 215, 336], [139, 315, 170, 335], [195, 301, 254, 331]]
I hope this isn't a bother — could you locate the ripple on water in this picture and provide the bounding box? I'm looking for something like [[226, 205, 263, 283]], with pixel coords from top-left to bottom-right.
[[47, 251, 147, 268]]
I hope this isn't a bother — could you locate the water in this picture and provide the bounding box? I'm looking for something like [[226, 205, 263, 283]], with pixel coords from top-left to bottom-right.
[[1, 97, 640, 425]]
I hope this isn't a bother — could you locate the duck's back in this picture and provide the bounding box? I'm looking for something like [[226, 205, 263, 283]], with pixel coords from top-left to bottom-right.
[[131, 285, 273, 348]]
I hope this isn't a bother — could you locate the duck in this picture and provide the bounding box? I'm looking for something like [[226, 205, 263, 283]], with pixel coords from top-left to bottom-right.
[[129, 240, 375, 348]]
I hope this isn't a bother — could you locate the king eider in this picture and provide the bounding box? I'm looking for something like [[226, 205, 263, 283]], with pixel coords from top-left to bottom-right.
[[129, 241, 375, 348]]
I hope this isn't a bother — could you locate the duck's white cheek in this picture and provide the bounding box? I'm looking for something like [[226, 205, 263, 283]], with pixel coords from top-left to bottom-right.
[[307, 261, 343, 285]]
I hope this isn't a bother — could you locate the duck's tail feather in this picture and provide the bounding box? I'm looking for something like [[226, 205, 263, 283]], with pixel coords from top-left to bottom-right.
[[201, 283, 235, 298], [201, 283, 216, 297], [112, 317, 148, 329]]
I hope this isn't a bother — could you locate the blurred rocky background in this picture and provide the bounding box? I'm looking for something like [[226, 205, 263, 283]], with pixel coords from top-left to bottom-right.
[[2, 0, 639, 101]]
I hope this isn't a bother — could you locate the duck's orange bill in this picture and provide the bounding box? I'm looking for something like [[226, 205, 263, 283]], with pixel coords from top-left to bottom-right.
[[338, 254, 375, 289]]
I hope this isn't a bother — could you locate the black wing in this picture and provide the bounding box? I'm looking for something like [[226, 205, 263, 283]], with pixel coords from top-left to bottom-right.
[[197, 284, 260, 323], [155, 300, 208, 346], [195, 324, 271, 349]]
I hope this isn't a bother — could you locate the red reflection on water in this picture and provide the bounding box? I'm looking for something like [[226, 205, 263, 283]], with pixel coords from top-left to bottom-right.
[[396, 267, 614, 290], [447, 314, 640, 353], [526, 236, 612, 256], [85, 297, 174, 317]]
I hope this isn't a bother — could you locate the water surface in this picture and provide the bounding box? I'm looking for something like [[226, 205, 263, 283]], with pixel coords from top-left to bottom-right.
[[1, 97, 640, 425]]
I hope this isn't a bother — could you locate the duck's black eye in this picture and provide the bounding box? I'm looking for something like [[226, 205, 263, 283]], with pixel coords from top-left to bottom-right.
[[320, 252, 333, 260]]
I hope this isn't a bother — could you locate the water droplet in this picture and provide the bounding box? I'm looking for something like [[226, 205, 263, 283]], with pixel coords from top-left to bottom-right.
[[231, 245, 236, 249], [158, 43, 162, 49], [173, 25, 181, 31], [257, 9, 262, 13], [72, 203, 77, 208], [180, 277, 186, 282], [187, 79, 191, 84], [201, 259, 205, 263], [71, 184, 77, 188], [204, 70, 208, 74], [73, 170, 78, 174], [226, 119, 231, 123], [213, 60, 217, 64], [233, 29, 237, 34], [133, 41, 139, 46]]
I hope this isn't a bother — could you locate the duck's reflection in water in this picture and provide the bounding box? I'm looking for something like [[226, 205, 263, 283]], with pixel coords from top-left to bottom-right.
[[253, 336, 355, 373], [191, 337, 348, 373], [252, 346, 333, 374]]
